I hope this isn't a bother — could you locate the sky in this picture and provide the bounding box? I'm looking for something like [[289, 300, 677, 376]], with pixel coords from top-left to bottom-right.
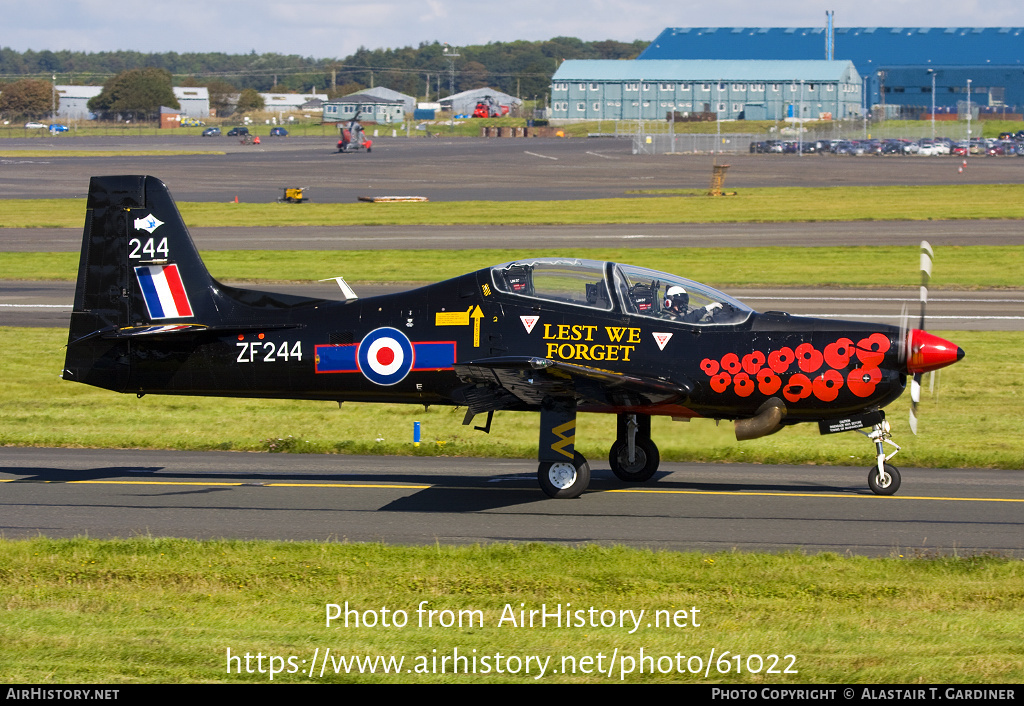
[[4, 0, 1024, 59]]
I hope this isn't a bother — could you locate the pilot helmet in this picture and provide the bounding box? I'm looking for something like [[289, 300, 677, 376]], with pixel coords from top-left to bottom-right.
[[664, 285, 688, 312]]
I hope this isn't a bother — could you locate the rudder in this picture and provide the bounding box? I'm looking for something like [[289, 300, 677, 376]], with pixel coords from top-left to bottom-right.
[[64, 175, 219, 390]]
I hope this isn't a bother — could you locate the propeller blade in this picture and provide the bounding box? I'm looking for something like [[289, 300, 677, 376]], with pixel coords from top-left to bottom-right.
[[897, 302, 909, 365], [911, 241, 933, 435], [919, 240, 933, 330], [910, 373, 922, 435]]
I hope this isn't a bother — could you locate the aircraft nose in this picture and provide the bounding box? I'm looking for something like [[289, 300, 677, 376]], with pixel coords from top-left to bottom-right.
[[907, 329, 965, 374]]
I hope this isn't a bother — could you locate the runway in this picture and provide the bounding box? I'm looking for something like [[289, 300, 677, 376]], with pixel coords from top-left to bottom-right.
[[2, 447, 1021, 555], [4, 136, 1024, 203]]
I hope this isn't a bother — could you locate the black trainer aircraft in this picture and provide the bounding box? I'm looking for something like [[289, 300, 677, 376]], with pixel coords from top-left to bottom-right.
[[64, 176, 964, 498]]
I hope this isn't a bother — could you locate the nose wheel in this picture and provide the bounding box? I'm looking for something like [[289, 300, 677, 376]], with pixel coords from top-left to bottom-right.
[[860, 420, 903, 495], [868, 463, 901, 496]]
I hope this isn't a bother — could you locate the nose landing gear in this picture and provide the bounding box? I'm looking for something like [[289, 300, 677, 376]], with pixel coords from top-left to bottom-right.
[[861, 419, 902, 496]]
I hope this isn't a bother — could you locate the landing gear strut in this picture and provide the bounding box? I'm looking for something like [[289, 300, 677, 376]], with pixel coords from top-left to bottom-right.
[[860, 419, 902, 496], [537, 400, 589, 498], [608, 413, 660, 483]]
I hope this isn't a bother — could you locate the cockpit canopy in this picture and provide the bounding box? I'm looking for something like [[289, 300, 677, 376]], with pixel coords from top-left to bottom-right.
[[491, 258, 753, 326]]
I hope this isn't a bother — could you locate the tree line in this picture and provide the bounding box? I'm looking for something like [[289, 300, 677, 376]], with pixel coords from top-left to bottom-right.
[[0, 37, 645, 110]]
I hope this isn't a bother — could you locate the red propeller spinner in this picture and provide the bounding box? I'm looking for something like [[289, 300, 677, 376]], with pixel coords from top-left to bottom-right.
[[906, 329, 964, 374]]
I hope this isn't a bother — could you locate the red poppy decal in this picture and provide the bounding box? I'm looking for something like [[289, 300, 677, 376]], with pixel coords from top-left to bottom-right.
[[812, 369, 844, 402], [741, 351, 765, 375], [733, 372, 755, 397], [824, 338, 854, 369], [721, 352, 742, 375], [783, 373, 813, 403], [856, 333, 890, 367], [795, 342, 824, 374], [847, 366, 882, 397], [767, 347, 795, 373], [757, 368, 782, 395], [700, 333, 892, 404], [710, 372, 732, 393]]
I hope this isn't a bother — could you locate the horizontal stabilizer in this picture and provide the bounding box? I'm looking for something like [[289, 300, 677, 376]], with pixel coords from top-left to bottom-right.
[[69, 322, 304, 345]]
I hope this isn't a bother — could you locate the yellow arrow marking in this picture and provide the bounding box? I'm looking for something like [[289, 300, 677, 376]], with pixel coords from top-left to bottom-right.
[[470, 305, 484, 347]]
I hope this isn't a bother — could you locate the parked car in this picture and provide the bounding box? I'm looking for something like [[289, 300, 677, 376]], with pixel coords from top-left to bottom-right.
[[201, 127, 221, 137], [226, 127, 249, 136], [835, 140, 868, 156], [269, 127, 288, 137]]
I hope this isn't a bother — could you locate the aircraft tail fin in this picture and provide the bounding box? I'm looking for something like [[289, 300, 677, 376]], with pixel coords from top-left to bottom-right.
[[64, 175, 222, 390]]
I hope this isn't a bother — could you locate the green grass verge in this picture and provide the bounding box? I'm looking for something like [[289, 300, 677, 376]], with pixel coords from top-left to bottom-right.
[[1, 538, 1021, 683], [4, 246, 1022, 289], [2, 328, 1020, 469], [4, 118, 1022, 139], [8, 185, 1024, 228]]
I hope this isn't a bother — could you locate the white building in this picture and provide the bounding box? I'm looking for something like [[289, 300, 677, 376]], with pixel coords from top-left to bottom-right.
[[439, 88, 521, 116], [322, 94, 405, 124], [55, 85, 211, 120], [351, 86, 416, 114]]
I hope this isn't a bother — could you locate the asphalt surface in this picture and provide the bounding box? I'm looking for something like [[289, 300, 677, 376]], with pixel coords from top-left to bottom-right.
[[4, 135, 1024, 203], [2, 134, 1020, 553], [2, 447, 1022, 555]]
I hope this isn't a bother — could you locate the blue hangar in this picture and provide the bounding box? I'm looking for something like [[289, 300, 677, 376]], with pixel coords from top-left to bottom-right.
[[638, 27, 1024, 117], [550, 59, 862, 121]]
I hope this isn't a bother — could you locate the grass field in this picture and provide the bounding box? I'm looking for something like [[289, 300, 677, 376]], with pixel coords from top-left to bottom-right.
[[1, 538, 1022, 683], [3, 117, 1023, 140], [8, 185, 1024, 229]]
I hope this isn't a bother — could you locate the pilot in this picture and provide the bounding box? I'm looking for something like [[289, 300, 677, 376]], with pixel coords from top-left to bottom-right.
[[664, 285, 723, 323]]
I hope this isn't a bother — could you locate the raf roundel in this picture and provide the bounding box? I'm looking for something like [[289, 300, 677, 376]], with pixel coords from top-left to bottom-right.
[[357, 327, 414, 385]]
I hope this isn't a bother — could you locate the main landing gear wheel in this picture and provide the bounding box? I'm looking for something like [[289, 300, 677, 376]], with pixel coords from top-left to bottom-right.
[[538, 451, 590, 499], [608, 438, 660, 483], [868, 463, 901, 496]]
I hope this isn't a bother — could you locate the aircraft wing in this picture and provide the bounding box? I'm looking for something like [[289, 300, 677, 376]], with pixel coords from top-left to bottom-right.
[[453, 356, 692, 414]]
